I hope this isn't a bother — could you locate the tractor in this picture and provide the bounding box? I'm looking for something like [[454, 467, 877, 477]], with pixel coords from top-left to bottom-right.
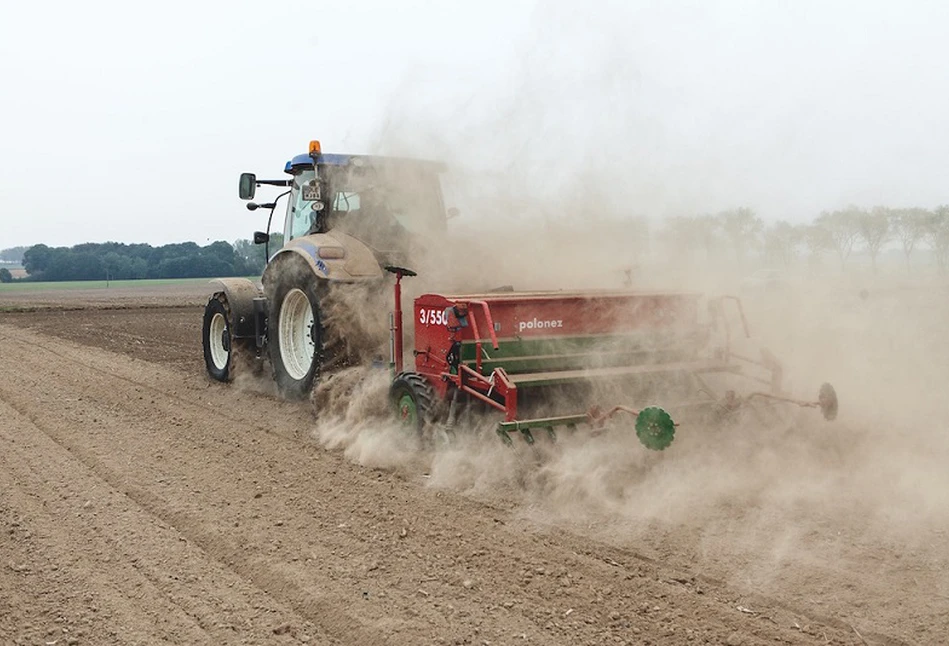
[[201, 140, 452, 398]]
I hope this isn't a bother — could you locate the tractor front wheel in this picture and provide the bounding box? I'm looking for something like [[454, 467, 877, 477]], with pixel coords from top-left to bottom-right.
[[390, 372, 436, 434]]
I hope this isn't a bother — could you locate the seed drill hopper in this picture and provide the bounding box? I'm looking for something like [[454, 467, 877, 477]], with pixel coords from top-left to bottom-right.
[[386, 267, 837, 449]]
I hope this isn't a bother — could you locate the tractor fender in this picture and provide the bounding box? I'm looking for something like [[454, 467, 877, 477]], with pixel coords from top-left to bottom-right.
[[264, 232, 384, 286], [207, 277, 262, 339]]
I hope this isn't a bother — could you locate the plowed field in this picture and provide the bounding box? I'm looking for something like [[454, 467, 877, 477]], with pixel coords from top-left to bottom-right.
[[1, 281, 946, 645]]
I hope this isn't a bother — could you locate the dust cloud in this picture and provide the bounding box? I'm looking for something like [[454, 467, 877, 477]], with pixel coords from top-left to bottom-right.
[[309, 366, 423, 470], [301, 1, 949, 603], [306, 271, 949, 603]]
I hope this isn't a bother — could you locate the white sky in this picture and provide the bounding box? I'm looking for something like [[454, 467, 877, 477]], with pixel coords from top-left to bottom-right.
[[1, 0, 947, 247]]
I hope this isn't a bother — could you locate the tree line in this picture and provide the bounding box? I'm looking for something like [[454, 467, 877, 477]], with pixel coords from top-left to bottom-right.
[[0, 246, 26, 264], [656, 205, 949, 272], [5, 235, 283, 282], [4, 204, 947, 283]]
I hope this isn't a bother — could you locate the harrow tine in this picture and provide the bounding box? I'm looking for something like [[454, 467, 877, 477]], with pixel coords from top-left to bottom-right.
[[496, 427, 513, 446], [496, 406, 677, 451], [743, 382, 838, 421]]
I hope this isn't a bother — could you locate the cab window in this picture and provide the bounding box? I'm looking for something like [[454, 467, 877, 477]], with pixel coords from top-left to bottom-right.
[[283, 170, 319, 241], [333, 191, 360, 212]]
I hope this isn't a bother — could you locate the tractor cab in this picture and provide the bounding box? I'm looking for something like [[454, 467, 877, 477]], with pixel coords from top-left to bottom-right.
[[284, 147, 448, 245], [240, 140, 451, 259]]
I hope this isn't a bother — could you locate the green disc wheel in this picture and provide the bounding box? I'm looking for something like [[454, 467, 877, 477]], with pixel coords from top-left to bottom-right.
[[397, 393, 419, 427], [635, 406, 676, 451]]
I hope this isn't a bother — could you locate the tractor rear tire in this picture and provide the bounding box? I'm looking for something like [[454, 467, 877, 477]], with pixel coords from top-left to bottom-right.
[[267, 260, 326, 400], [390, 372, 437, 434], [203, 294, 236, 382]]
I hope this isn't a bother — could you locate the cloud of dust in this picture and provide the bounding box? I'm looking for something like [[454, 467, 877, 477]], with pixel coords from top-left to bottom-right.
[[393, 280, 949, 599], [309, 365, 424, 470], [302, 2, 949, 595], [308, 270, 949, 585], [230, 345, 277, 396]]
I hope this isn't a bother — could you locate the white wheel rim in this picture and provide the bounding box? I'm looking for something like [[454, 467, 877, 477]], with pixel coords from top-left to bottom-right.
[[209, 312, 229, 371], [279, 288, 316, 381]]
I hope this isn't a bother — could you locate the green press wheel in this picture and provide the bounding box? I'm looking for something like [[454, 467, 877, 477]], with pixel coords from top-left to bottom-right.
[[397, 393, 418, 428], [390, 372, 435, 434], [635, 406, 676, 451]]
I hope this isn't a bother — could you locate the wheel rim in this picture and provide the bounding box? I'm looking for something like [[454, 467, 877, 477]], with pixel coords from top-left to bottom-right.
[[279, 288, 316, 381], [397, 393, 418, 428], [208, 312, 229, 371]]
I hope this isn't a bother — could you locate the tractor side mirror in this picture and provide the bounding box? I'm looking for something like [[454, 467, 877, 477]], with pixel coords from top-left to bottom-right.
[[253, 231, 270, 245], [446, 207, 460, 220], [239, 173, 257, 200]]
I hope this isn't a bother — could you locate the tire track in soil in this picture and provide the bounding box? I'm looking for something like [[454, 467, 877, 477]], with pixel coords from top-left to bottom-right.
[[9, 307, 938, 644], [0, 398, 315, 646], [0, 323, 875, 645], [0, 327, 405, 646]]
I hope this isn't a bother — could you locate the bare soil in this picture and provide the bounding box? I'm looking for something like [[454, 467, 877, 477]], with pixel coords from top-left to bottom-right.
[[0, 283, 945, 645]]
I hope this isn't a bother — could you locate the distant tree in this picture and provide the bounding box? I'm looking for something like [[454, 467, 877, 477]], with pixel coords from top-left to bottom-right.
[[128, 257, 149, 279], [233, 238, 269, 275], [717, 207, 762, 263], [858, 207, 892, 273], [0, 246, 27, 263], [22, 244, 54, 276], [762, 221, 801, 267], [0, 268, 12, 283], [154, 242, 201, 266], [102, 251, 131, 281], [929, 206, 949, 272], [815, 207, 861, 270], [801, 224, 831, 271], [157, 256, 193, 278], [890, 208, 931, 271], [803, 225, 830, 254], [692, 215, 719, 261], [50, 251, 104, 281], [203, 240, 238, 264], [659, 216, 701, 262]]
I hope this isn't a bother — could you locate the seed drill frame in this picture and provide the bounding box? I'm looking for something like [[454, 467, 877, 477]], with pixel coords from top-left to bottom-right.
[[386, 267, 837, 450]]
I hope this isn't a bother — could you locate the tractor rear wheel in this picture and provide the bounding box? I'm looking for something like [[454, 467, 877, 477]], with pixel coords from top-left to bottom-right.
[[267, 261, 326, 400], [390, 372, 437, 434], [203, 294, 236, 382]]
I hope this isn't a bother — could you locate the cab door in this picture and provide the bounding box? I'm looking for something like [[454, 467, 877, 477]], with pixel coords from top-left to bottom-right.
[[283, 169, 322, 241]]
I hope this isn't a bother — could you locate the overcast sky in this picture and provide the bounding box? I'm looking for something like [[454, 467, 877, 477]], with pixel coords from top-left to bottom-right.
[[1, 0, 947, 248]]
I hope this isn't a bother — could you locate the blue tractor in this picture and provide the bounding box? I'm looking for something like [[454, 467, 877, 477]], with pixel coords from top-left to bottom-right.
[[202, 140, 453, 399]]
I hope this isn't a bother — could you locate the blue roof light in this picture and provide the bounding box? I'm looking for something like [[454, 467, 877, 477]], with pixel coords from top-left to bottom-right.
[[282, 152, 447, 175], [284, 153, 353, 174]]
